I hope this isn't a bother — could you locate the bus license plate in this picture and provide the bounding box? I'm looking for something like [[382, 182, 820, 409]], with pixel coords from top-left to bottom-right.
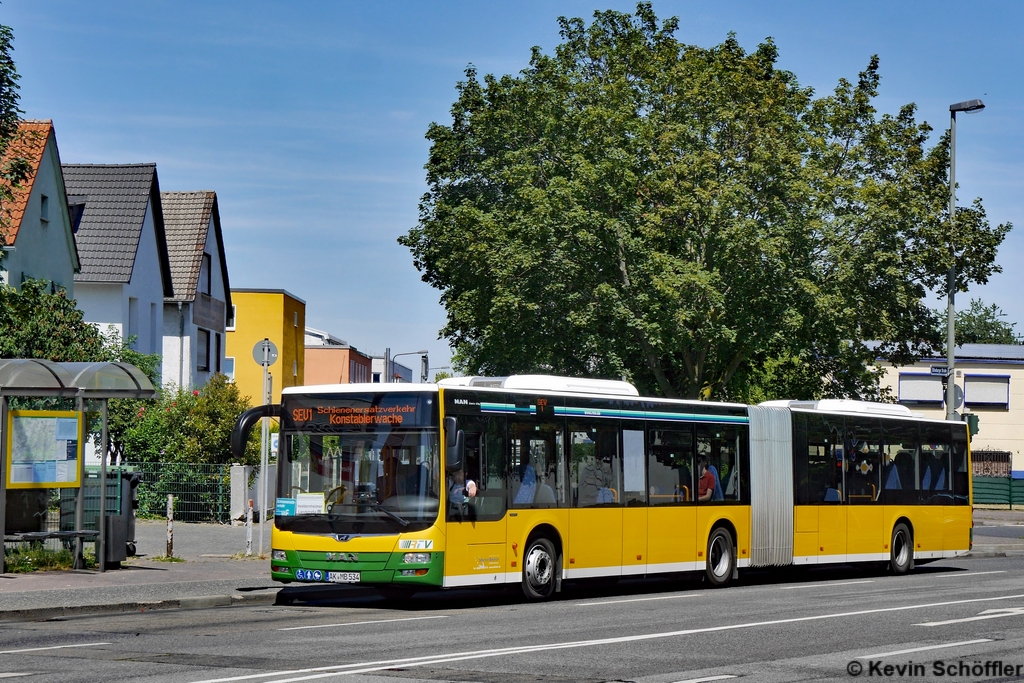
[[327, 571, 360, 583]]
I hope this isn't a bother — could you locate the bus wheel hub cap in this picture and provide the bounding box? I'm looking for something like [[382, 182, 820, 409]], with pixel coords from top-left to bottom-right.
[[526, 547, 552, 587]]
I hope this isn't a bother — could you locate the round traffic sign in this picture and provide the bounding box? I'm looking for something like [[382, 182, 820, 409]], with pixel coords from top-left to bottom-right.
[[252, 339, 279, 366]]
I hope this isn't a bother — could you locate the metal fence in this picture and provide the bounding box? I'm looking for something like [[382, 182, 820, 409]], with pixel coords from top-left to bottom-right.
[[974, 476, 1024, 509], [973, 450, 1013, 478], [130, 462, 230, 523]]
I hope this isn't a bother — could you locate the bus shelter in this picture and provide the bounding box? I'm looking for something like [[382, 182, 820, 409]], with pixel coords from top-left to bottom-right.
[[0, 359, 157, 574]]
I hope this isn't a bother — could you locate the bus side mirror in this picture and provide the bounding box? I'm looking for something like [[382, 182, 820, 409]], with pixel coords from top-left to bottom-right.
[[444, 416, 458, 449], [447, 430, 465, 473]]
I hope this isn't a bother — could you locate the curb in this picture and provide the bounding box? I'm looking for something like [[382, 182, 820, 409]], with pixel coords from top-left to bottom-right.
[[965, 545, 1024, 558], [0, 588, 280, 622]]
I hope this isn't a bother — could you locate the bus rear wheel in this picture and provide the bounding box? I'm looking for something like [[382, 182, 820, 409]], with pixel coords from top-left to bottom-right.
[[890, 523, 913, 575], [521, 537, 558, 600], [705, 527, 735, 587]]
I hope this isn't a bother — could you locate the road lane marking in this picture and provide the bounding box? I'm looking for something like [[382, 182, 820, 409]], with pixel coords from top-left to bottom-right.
[[856, 639, 993, 659], [279, 615, 449, 631], [780, 580, 874, 590], [188, 592, 1024, 683], [916, 606, 1024, 627], [0, 675, 34, 679], [936, 571, 1007, 578], [0, 642, 111, 655], [671, 676, 737, 683], [578, 594, 697, 606]]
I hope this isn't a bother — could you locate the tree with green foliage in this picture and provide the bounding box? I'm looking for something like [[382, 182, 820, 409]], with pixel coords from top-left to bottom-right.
[[940, 298, 1019, 345], [401, 4, 1010, 401], [118, 373, 258, 466], [0, 21, 30, 251], [0, 279, 106, 360]]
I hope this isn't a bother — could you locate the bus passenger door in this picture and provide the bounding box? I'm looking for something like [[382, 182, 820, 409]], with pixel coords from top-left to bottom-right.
[[620, 429, 647, 575], [567, 422, 622, 577], [646, 427, 696, 573], [445, 417, 507, 586]]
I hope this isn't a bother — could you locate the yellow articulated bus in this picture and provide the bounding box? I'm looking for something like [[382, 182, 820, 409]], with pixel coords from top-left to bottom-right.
[[230, 375, 971, 600]]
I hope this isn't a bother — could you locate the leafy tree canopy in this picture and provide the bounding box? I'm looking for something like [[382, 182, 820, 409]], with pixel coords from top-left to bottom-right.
[[402, 4, 1011, 401], [0, 21, 30, 251], [939, 298, 1019, 345]]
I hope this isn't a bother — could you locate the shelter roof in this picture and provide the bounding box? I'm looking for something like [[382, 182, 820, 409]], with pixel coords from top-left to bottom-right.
[[0, 359, 157, 398]]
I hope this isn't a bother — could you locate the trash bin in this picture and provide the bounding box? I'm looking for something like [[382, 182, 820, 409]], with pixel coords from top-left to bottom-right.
[[59, 467, 139, 567]]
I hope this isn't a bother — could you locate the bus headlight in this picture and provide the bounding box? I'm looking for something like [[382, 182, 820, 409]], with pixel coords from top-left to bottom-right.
[[272, 549, 287, 561], [403, 552, 431, 564]]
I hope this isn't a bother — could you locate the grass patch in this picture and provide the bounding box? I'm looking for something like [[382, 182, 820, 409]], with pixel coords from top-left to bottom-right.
[[149, 554, 185, 563], [4, 545, 97, 573]]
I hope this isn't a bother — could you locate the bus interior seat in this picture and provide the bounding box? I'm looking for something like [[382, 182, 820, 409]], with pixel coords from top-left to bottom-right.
[[534, 484, 556, 505], [824, 487, 842, 502], [883, 463, 902, 490], [723, 467, 737, 497]]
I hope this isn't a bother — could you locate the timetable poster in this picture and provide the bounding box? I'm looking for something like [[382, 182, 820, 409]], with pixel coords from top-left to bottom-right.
[[6, 410, 83, 489]]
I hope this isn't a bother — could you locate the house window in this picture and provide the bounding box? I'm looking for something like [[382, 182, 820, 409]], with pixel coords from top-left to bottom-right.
[[40, 194, 49, 223], [293, 359, 298, 377], [226, 304, 236, 331], [150, 303, 158, 354], [965, 375, 1010, 409], [200, 254, 212, 296], [294, 311, 298, 328], [197, 329, 210, 372], [898, 373, 943, 405], [127, 297, 139, 349], [223, 357, 235, 382], [215, 332, 222, 373]]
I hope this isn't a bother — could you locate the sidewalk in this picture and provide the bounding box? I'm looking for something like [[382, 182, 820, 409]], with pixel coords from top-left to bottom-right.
[[0, 520, 279, 620], [972, 507, 1024, 556]]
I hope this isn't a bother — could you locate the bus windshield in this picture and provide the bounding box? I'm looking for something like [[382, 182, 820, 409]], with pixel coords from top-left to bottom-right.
[[276, 392, 440, 534]]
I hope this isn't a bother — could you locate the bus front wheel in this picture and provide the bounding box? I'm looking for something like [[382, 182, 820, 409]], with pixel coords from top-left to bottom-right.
[[522, 537, 558, 600], [890, 523, 914, 575], [705, 527, 735, 587]]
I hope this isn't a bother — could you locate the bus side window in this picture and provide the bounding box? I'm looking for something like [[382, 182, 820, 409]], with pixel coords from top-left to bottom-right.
[[696, 425, 739, 502], [648, 428, 693, 504], [622, 429, 646, 506], [951, 425, 969, 505], [447, 415, 507, 521], [919, 423, 953, 503], [510, 419, 565, 508], [806, 415, 843, 503], [569, 421, 621, 507], [881, 420, 919, 505], [845, 418, 882, 504]]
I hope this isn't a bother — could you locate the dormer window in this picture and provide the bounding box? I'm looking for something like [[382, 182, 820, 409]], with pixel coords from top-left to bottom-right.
[[40, 194, 49, 223]]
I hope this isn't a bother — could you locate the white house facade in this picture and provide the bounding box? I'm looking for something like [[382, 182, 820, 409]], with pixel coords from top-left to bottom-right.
[[161, 191, 231, 389]]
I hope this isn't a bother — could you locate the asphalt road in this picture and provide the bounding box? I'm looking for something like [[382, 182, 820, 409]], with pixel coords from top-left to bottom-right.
[[3, 555, 1024, 683]]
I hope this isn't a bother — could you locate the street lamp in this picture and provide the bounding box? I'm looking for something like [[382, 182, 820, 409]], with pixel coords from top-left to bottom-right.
[[390, 350, 428, 383], [945, 98, 985, 421]]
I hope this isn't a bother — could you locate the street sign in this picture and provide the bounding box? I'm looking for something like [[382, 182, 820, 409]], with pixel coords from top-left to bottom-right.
[[252, 339, 279, 366], [930, 365, 949, 377]]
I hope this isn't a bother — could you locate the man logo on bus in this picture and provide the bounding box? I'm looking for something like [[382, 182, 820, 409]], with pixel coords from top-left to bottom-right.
[[537, 399, 548, 414]]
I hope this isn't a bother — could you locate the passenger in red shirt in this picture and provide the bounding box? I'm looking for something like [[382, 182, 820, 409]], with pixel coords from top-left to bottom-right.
[[697, 456, 716, 502]]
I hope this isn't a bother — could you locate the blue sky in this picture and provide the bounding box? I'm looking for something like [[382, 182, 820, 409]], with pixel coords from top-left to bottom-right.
[[3, 1, 1022, 377]]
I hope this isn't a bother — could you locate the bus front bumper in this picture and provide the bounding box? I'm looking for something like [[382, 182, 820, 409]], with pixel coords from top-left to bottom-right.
[[270, 549, 444, 587]]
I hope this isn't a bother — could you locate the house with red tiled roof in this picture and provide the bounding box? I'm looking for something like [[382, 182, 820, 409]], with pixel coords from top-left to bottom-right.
[[0, 120, 80, 295]]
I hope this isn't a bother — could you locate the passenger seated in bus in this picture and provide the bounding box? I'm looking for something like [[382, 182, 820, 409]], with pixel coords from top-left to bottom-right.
[[697, 456, 716, 502], [513, 459, 537, 505]]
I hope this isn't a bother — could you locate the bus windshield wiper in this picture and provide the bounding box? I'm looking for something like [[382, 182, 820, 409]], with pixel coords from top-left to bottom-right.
[[368, 503, 410, 527]]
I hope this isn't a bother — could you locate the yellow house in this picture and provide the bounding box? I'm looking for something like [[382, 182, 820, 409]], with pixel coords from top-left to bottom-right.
[[225, 289, 306, 405]]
